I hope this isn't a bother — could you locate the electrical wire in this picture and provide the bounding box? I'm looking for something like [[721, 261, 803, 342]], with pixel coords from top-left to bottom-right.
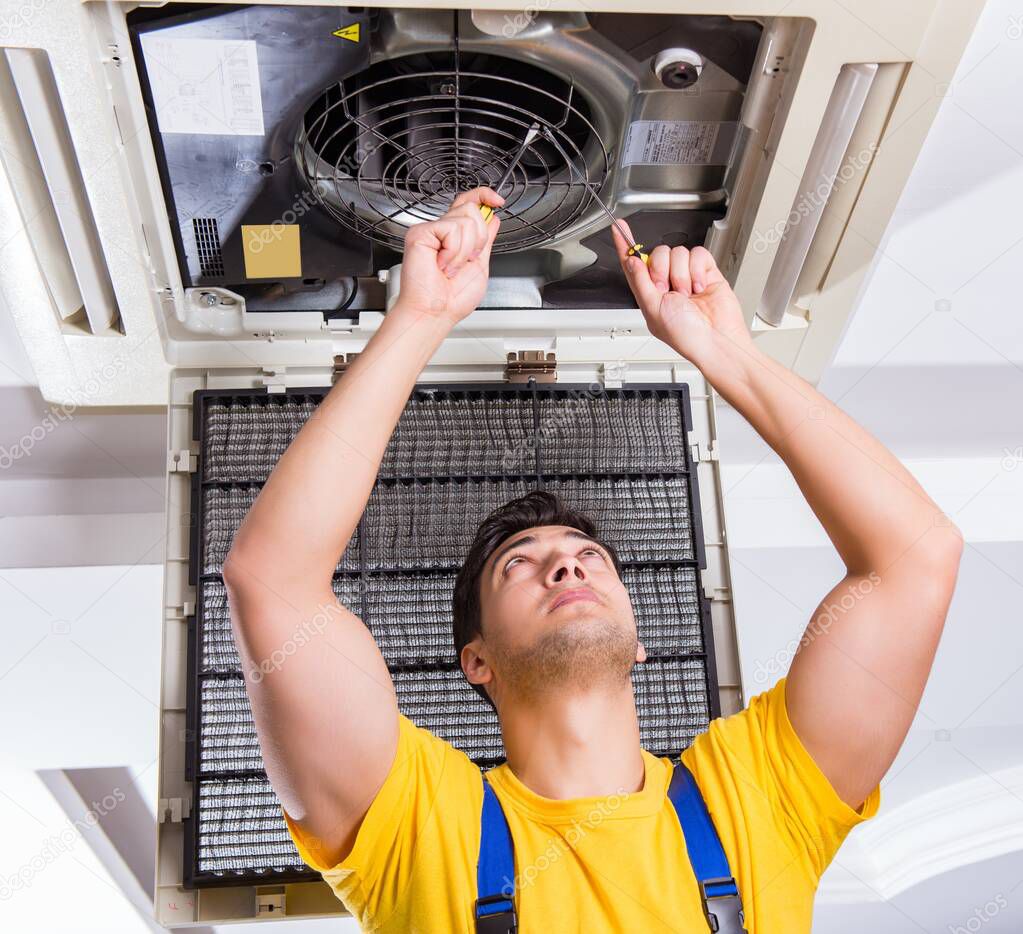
[[324, 276, 359, 319]]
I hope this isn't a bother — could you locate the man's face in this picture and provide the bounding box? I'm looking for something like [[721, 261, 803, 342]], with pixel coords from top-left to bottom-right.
[[461, 525, 646, 707]]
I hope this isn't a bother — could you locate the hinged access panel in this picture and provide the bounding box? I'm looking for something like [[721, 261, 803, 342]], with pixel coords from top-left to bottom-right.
[[158, 364, 742, 922]]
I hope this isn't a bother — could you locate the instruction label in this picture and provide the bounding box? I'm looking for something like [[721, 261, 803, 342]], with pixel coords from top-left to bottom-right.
[[623, 120, 736, 166], [139, 36, 265, 136]]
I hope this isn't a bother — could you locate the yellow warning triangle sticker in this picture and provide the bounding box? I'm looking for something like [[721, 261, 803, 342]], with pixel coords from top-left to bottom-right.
[[332, 23, 360, 42]]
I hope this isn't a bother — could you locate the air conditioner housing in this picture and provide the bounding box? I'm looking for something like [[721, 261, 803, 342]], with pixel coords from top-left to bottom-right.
[[0, 0, 985, 926]]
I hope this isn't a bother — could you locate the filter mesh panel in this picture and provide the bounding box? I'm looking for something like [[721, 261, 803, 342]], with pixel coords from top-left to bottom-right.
[[187, 384, 717, 884], [201, 576, 367, 672], [548, 476, 695, 563], [203, 397, 318, 483], [380, 393, 535, 478], [624, 565, 704, 656], [196, 777, 306, 875], [198, 657, 712, 782], [634, 657, 710, 751], [201, 485, 359, 576], [363, 478, 534, 568], [192, 658, 712, 877], [364, 573, 458, 664], [200, 565, 702, 673], [361, 476, 694, 569], [200, 678, 263, 774], [538, 393, 688, 474], [201, 475, 695, 575], [202, 392, 535, 483]]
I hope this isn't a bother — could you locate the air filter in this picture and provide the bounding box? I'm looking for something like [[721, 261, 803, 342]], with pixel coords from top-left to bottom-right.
[[185, 383, 719, 885]]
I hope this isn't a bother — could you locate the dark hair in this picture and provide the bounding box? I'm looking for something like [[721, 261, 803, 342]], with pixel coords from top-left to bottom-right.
[[452, 490, 622, 710]]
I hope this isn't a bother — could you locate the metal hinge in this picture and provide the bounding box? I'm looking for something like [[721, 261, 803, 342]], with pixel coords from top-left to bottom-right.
[[333, 352, 359, 383], [505, 350, 556, 383], [158, 797, 191, 823]]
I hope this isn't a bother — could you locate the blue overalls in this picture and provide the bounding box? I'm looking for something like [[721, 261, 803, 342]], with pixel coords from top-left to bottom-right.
[[474, 760, 748, 933]]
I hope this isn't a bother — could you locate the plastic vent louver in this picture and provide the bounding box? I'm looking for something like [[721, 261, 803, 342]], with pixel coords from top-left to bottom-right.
[[184, 383, 720, 885], [192, 217, 225, 279]]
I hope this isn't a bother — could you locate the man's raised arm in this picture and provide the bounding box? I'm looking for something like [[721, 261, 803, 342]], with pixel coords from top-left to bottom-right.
[[614, 224, 963, 812], [222, 187, 504, 865]]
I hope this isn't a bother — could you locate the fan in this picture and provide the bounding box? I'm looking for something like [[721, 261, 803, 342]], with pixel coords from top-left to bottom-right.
[[295, 51, 611, 253]]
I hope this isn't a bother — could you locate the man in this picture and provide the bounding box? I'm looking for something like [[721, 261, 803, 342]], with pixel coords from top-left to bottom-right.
[[223, 187, 962, 931]]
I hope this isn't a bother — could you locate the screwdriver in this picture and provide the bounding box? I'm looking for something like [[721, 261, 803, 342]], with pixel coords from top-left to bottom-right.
[[539, 125, 651, 265], [480, 122, 540, 223]]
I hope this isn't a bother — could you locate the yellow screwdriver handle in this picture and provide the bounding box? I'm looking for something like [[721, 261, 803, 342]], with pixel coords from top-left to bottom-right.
[[480, 204, 496, 224], [627, 243, 651, 266]]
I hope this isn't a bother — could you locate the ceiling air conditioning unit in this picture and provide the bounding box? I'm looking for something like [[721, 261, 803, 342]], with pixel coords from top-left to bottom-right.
[[0, 0, 983, 925]]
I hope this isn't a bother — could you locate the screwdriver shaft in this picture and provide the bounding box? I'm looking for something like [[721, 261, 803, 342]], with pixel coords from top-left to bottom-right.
[[480, 122, 540, 223], [539, 126, 650, 264]]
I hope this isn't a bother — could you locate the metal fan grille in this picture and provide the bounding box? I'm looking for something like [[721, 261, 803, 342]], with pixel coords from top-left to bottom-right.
[[185, 384, 719, 885], [296, 52, 610, 253]]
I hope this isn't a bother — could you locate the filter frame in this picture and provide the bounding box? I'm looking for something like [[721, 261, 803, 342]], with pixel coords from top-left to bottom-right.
[[183, 381, 721, 887]]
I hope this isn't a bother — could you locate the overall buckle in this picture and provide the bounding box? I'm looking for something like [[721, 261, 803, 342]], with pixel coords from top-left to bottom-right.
[[699, 877, 748, 934], [474, 894, 518, 934]]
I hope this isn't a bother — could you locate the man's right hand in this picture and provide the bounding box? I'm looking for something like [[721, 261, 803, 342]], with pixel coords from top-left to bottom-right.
[[611, 221, 756, 373], [395, 187, 505, 324]]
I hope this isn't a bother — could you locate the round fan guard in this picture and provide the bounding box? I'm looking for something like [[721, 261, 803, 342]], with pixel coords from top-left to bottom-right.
[[295, 52, 611, 254]]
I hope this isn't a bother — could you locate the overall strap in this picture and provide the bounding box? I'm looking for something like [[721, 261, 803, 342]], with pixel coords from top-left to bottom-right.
[[667, 760, 749, 934], [475, 774, 517, 934]]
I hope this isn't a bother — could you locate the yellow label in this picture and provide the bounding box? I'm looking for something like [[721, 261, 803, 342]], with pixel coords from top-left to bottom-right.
[[241, 224, 302, 279], [332, 23, 360, 42]]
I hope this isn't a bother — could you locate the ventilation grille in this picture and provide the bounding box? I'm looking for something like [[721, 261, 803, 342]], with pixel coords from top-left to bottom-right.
[[192, 217, 225, 278], [185, 384, 717, 885], [296, 51, 609, 253], [1, 48, 121, 333]]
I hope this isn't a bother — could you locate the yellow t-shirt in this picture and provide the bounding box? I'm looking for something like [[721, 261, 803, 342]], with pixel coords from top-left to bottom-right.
[[283, 676, 880, 932]]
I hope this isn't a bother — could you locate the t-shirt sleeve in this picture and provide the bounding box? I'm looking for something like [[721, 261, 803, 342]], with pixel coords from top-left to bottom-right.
[[682, 675, 881, 881], [281, 712, 479, 927]]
